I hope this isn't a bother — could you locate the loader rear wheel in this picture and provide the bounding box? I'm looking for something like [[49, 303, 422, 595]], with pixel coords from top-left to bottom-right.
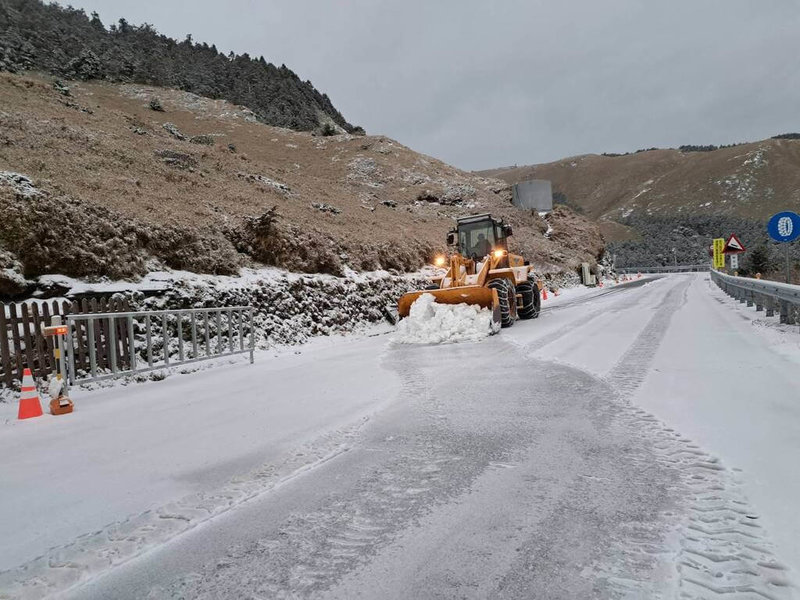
[[488, 278, 516, 328], [517, 281, 541, 319]]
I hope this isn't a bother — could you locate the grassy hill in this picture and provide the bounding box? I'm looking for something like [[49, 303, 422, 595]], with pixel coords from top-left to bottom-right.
[[479, 139, 800, 274], [0, 72, 603, 296], [480, 139, 800, 223]]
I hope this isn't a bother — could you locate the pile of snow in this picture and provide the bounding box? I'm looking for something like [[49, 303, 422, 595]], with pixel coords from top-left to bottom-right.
[[394, 293, 496, 345]]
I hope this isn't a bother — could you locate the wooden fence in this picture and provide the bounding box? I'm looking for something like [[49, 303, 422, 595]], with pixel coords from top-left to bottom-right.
[[0, 297, 133, 387]]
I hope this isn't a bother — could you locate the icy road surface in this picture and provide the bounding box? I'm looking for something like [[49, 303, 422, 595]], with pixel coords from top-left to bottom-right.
[[1, 274, 798, 599]]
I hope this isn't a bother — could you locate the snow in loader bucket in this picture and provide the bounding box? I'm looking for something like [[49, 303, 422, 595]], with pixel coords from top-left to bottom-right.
[[393, 293, 500, 344], [397, 285, 501, 322]]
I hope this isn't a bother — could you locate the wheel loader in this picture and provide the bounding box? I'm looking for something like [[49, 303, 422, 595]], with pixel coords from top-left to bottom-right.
[[397, 213, 540, 328]]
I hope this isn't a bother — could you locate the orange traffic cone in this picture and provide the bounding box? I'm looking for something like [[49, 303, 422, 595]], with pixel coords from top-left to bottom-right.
[[541, 286, 548, 301], [637, 272, 642, 279], [18, 368, 43, 420]]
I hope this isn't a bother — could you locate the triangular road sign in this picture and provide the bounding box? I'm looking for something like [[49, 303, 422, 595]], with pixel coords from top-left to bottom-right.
[[724, 233, 745, 254]]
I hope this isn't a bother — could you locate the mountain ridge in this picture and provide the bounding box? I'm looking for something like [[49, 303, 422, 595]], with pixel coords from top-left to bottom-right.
[[0, 0, 358, 134], [479, 137, 800, 225]]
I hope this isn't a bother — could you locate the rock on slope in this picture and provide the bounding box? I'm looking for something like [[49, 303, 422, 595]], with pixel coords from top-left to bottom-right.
[[0, 72, 603, 294]]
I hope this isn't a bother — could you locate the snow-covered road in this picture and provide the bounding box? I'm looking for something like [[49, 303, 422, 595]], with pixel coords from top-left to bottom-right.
[[1, 274, 798, 599]]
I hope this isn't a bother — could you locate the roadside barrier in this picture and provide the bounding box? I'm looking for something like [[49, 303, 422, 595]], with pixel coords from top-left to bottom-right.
[[17, 368, 43, 420], [711, 270, 800, 324], [62, 306, 255, 387]]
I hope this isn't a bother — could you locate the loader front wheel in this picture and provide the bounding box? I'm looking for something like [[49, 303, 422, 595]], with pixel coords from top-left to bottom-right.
[[488, 278, 516, 327], [517, 281, 541, 320]]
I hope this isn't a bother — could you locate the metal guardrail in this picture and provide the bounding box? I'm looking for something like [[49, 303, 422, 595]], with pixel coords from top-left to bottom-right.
[[711, 270, 800, 323], [65, 306, 255, 385], [618, 265, 710, 274]]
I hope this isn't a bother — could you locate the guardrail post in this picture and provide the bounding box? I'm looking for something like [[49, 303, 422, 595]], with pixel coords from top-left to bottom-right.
[[780, 300, 791, 324], [88, 316, 97, 378], [145, 314, 153, 367], [127, 315, 136, 372], [163, 314, 170, 366], [63, 316, 76, 386], [766, 296, 775, 317], [177, 312, 184, 362], [108, 316, 118, 374], [755, 294, 764, 312], [746, 291, 754, 308], [249, 307, 255, 364], [790, 304, 798, 326]]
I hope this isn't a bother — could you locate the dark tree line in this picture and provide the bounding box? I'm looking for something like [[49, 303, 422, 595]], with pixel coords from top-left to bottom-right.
[[607, 214, 795, 277], [600, 137, 800, 158], [0, 0, 361, 133]]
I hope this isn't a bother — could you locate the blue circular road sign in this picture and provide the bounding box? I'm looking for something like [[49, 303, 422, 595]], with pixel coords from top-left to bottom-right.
[[767, 211, 800, 242]]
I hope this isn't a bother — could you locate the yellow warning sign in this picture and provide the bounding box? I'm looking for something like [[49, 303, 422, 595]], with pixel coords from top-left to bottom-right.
[[713, 238, 725, 269]]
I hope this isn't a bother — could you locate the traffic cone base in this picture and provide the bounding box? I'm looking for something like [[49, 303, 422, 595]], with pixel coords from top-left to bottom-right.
[[50, 396, 74, 416], [18, 368, 43, 420]]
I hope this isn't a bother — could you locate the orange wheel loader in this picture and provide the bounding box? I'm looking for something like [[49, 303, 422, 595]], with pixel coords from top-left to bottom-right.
[[397, 213, 541, 329]]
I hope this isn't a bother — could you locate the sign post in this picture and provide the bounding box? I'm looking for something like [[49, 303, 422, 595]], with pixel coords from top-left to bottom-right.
[[42, 316, 73, 415], [767, 212, 800, 283], [722, 234, 746, 275]]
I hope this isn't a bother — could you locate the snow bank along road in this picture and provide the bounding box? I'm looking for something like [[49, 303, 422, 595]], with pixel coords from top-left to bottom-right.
[[1, 274, 798, 599]]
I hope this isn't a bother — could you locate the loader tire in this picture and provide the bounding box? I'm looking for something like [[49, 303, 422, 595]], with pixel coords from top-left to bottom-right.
[[517, 281, 541, 320], [488, 278, 516, 328]]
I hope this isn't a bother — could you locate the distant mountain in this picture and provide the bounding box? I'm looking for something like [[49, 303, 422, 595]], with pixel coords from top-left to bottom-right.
[[479, 138, 800, 274], [479, 138, 800, 224], [0, 0, 358, 133]]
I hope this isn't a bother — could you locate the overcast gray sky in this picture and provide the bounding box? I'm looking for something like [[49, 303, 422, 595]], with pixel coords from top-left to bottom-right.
[[67, 1, 800, 171]]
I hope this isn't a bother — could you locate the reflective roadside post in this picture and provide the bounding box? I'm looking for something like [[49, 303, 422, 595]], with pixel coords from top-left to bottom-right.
[[42, 315, 74, 414]]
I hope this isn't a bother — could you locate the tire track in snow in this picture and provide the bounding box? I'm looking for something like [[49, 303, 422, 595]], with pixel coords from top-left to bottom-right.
[[138, 346, 541, 599], [519, 276, 664, 355], [603, 275, 797, 599], [0, 420, 371, 600]]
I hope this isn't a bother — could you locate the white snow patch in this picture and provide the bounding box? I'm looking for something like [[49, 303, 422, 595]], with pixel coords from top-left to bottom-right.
[[393, 294, 496, 345], [0, 171, 41, 197]]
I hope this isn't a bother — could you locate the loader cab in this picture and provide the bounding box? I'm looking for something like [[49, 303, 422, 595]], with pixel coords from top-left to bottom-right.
[[450, 214, 512, 260]]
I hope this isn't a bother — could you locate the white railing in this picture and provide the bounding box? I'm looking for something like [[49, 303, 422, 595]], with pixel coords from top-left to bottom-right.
[[64, 306, 255, 386]]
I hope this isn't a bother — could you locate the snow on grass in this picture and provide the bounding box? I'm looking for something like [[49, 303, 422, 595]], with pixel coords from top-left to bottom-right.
[[393, 294, 497, 344]]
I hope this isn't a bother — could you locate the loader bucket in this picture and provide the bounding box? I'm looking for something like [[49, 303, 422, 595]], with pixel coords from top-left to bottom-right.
[[397, 286, 501, 326]]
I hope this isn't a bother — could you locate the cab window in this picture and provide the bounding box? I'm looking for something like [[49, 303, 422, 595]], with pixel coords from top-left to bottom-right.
[[458, 221, 495, 258]]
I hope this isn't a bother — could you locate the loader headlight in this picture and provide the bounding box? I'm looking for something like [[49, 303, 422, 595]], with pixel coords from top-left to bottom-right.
[[434, 255, 446, 266], [493, 249, 506, 259]]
